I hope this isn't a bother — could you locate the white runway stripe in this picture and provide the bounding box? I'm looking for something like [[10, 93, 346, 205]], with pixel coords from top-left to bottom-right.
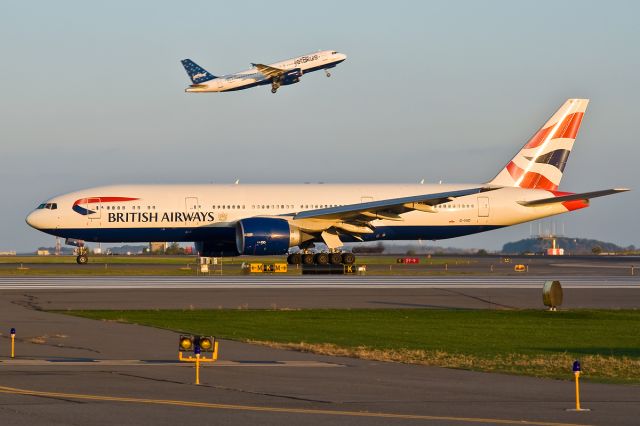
[[0, 276, 638, 289]]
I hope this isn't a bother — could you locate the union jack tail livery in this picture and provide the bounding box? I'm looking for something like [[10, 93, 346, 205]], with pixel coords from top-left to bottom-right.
[[489, 99, 588, 190]]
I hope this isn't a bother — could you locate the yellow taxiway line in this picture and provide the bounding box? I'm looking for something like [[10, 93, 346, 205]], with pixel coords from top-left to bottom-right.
[[0, 384, 587, 426]]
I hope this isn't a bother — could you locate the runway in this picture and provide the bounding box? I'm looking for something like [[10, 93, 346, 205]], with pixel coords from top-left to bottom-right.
[[1, 273, 639, 425], [0, 274, 638, 289]]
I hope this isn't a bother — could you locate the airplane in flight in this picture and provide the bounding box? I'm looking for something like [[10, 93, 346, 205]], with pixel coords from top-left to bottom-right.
[[26, 99, 628, 265], [181, 50, 347, 94]]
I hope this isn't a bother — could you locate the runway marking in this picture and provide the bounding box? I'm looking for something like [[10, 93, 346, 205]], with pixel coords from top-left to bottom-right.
[[0, 275, 637, 290], [0, 384, 587, 425], [0, 359, 342, 368]]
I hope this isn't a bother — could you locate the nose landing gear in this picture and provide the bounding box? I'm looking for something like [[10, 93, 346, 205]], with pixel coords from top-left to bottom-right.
[[76, 247, 89, 265]]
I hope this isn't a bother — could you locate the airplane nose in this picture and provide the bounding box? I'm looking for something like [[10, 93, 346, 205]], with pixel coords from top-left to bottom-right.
[[26, 211, 44, 230]]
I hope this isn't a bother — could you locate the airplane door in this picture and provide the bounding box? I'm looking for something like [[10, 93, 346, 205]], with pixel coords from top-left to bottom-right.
[[477, 197, 490, 218], [84, 197, 101, 220]]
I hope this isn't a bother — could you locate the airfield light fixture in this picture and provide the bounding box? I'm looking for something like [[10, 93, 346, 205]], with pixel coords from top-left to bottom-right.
[[572, 360, 581, 373], [198, 336, 214, 352], [179, 335, 194, 352]]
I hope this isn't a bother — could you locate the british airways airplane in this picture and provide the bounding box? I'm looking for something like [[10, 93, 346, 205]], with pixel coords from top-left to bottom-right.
[[181, 50, 347, 94], [26, 99, 628, 265]]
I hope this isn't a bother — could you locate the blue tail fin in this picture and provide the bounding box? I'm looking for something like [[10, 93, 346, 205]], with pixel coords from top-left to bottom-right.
[[181, 59, 217, 84]]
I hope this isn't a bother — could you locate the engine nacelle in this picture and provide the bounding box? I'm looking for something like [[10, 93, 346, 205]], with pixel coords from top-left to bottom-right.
[[236, 218, 301, 255], [280, 68, 302, 85], [195, 240, 240, 257]]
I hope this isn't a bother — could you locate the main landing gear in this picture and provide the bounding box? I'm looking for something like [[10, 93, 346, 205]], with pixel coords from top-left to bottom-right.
[[287, 251, 355, 266], [271, 80, 280, 94], [324, 69, 331, 77]]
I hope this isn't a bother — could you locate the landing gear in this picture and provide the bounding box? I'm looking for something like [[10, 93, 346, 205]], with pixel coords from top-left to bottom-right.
[[314, 253, 329, 265], [271, 79, 280, 94], [287, 251, 355, 266], [76, 246, 89, 265], [341, 252, 355, 265], [329, 252, 342, 265], [325, 69, 331, 77], [302, 253, 315, 265]]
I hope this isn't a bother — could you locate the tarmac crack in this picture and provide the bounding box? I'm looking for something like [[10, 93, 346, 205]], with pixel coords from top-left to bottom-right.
[[437, 289, 517, 309], [113, 371, 334, 404]]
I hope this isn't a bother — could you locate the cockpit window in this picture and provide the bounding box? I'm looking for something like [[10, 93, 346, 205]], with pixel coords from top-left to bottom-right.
[[331, 51, 337, 54], [37, 203, 58, 210]]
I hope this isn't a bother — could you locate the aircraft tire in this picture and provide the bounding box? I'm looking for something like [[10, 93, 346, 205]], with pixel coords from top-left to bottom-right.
[[341, 252, 355, 265], [288, 253, 302, 265], [271, 87, 277, 94], [314, 252, 329, 265], [301, 253, 315, 265], [76, 255, 88, 265], [329, 252, 342, 265]]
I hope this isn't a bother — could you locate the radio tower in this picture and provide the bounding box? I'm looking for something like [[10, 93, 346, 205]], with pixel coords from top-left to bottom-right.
[[55, 237, 62, 256]]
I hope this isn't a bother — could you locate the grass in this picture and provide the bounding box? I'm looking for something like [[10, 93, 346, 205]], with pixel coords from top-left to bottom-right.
[[0, 255, 480, 276], [62, 309, 640, 383]]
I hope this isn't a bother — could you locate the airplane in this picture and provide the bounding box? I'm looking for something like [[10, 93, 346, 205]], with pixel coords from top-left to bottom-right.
[[26, 99, 628, 265], [181, 50, 347, 94]]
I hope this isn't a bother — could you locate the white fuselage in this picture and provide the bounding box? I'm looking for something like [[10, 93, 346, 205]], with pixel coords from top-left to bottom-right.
[[26, 183, 579, 246], [186, 50, 347, 93]]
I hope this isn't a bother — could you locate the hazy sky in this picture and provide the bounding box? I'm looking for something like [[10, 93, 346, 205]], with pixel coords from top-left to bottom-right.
[[1, 0, 638, 252]]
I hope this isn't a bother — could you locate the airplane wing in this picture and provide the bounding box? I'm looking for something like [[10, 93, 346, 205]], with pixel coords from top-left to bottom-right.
[[294, 187, 495, 222], [518, 188, 629, 207], [252, 63, 286, 78]]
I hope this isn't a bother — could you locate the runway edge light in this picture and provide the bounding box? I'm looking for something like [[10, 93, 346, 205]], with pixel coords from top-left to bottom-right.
[[567, 359, 590, 412], [10, 328, 16, 359]]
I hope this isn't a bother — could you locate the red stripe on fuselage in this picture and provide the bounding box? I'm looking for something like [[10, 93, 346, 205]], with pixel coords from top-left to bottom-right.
[[73, 197, 139, 206]]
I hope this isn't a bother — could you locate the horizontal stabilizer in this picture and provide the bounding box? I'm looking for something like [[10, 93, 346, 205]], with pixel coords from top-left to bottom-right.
[[519, 188, 629, 207]]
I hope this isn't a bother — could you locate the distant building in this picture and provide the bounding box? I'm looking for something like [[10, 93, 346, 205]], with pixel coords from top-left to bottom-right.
[[37, 249, 50, 256], [0, 251, 16, 256], [149, 242, 168, 253]]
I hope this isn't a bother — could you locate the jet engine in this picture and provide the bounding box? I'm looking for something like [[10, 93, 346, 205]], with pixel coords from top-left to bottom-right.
[[236, 218, 301, 255], [280, 68, 303, 85], [195, 240, 240, 257]]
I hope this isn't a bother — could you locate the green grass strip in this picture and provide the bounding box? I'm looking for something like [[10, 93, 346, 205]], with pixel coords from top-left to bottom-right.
[[63, 309, 640, 383]]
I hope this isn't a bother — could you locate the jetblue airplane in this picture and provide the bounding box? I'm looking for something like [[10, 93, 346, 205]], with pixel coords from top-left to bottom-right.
[[181, 50, 347, 94], [27, 99, 628, 265]]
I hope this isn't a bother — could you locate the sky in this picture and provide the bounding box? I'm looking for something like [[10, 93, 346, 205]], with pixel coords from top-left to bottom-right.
[[1, 0, 638, 252]]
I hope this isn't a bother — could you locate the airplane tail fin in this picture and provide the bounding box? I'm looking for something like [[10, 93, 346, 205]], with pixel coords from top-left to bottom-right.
[[488, 99, 589, 191], [180, 59, 217, 84]]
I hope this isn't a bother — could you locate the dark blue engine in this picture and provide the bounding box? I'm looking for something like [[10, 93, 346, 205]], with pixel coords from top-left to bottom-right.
[[280, 68, 302, 85], [236, 218, 295, 255], [195, 239, 240, 257]]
